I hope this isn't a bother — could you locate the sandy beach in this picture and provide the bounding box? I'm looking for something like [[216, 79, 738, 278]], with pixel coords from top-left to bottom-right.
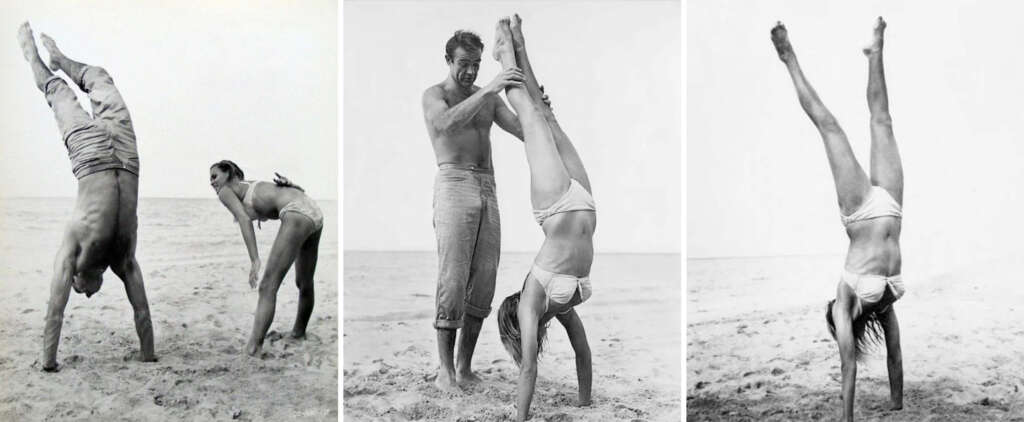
[[0, 198, 338, 421], [343, 251, 681, 421], [686, 255, 1024, 421]]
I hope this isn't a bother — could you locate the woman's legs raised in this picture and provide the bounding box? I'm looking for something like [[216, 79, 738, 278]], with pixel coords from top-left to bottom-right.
[[864, 17, 903, 204], [493, 18, 569, 209], [508, 14, 592, 192], [772, 22, 870, 215]]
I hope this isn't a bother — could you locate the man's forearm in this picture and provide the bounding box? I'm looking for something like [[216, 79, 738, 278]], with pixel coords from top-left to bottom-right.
[[433, 89, 491, 134]]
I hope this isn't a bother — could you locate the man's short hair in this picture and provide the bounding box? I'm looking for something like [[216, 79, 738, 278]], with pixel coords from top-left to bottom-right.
[[445, 30, 484, 62]]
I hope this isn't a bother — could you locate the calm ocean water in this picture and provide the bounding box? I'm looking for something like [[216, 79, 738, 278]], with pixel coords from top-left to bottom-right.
[[0, 197, 338, 279]]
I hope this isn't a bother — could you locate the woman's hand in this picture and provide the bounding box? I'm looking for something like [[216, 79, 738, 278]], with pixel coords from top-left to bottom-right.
[[249, 259, 261, 289], [273, 172, 293, 187], [273, 172, 304, 192]]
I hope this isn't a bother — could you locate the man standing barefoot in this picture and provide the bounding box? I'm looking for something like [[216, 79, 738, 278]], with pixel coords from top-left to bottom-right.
[[421, 29, 529, 392], [17, 22, 156, 371]]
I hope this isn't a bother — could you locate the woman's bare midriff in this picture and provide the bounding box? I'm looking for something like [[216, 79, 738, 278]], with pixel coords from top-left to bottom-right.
[[249, 183, 309, 219], [844, 216, 901, 276], [534, 210, 596, 276]]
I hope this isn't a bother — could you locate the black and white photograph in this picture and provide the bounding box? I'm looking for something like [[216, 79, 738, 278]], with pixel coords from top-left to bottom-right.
[[688, 1, 1024, 420], [0, 1, 338, 420], [343, 1, 681, 421]]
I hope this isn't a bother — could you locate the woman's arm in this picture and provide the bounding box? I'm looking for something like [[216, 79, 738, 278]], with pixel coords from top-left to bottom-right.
[[217, 188, 260, 286], [556, 309, 592, 406], [833, 301, 857, 422], [516, 296, 543, 422], [881, 307, 903, 410]]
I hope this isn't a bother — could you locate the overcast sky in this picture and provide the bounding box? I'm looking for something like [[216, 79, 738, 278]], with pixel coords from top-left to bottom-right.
[[0, 0, 337, 199], [343, 0, 681, 253], [688, 1, 1024, 273]]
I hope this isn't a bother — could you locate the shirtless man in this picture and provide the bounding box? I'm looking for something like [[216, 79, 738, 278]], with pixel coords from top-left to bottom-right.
[[421, 29, 542, 392], [17, 22, 156, 371]]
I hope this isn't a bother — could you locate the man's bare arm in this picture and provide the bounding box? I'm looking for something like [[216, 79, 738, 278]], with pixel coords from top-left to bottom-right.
[[423, 68, 526, 136], [41, 236, 77, 371], [493, 97, 524, 141]]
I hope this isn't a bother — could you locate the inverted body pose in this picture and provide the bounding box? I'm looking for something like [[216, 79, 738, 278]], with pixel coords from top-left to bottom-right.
[[17, 23, 156, 370], [772, 18, 904, 421], [421, 29, 534, 391], [210, 162, 323, 355], [493, 15, 595, 421]]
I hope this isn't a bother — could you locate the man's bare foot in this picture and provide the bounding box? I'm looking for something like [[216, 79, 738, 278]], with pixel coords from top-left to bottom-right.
[[39, 33, 64, 71], [40, 360, 59, 372], [509, 13, 526, 50], [770, 21, 795, 63], [863, 16, 886, 56], [16, 22, 39, 62], [493, 17, 515, 62], [889, 401, 903, 411], [456, 370, 483, 386], [245, 342, 261, 356], [290, 330, 306, 340], [434, 369, 462, 394]]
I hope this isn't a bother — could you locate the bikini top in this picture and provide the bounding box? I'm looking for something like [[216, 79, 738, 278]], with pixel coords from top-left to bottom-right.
[[841, 186, 902, 227], [532, 179, 597, 226], [235, 181, 271, 227]]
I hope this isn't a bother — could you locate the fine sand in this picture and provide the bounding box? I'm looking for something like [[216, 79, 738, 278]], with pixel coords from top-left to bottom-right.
[[344, 251, 681, 421], [0, 198, 338, 421], [687, 255, 1024, 421]]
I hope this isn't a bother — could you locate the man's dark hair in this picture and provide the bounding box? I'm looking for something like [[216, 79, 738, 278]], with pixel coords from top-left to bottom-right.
[[445, 30, 484, 62]]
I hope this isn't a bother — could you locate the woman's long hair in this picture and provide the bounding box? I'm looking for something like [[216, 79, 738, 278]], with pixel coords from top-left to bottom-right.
[[825, 299, 885, 361], [211, 160, 245, 181], [497, 291, 548, 366]]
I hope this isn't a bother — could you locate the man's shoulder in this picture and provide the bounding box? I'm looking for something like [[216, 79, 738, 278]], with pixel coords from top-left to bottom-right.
[[423, 83, 446, 98]]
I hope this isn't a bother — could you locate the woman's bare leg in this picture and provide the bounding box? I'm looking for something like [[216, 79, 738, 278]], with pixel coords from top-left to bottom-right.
[[493, 18, 569, 209], [864, 17, 903, 204], [246, 216, 313, 355], [508, 14, 592, 192], [771, 22, 870, 214], [291, 228, 321, 338]]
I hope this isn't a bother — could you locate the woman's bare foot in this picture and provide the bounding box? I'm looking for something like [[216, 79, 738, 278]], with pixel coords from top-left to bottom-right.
[[509, 13, 526, 50], [39, 33, 64, 71], [492, 17, 515, 63], [863, 16, 886, 56], [770, 21, 795, 63], [16, 22, 39, 62]]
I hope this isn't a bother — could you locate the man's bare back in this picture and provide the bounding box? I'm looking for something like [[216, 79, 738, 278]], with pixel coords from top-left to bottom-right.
[[18, 22, 155, 371]]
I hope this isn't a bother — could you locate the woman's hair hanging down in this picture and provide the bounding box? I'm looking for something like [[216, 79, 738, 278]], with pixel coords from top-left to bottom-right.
[[825, 299, 886, 361], [211, 160, 245, 181], [497, 290, 548, 367]]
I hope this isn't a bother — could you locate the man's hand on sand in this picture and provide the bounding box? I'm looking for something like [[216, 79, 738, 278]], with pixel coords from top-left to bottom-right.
[[486, 67, 525, 94]]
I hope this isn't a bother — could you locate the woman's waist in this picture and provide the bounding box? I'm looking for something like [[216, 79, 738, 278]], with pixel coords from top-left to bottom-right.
[[252, 190, 315, 218], [844, 242, 901, 276], [536, 238, 594, 277]]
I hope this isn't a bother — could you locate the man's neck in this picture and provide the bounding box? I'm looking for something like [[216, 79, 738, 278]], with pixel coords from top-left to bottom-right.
[[444, 76, 473, 96]]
